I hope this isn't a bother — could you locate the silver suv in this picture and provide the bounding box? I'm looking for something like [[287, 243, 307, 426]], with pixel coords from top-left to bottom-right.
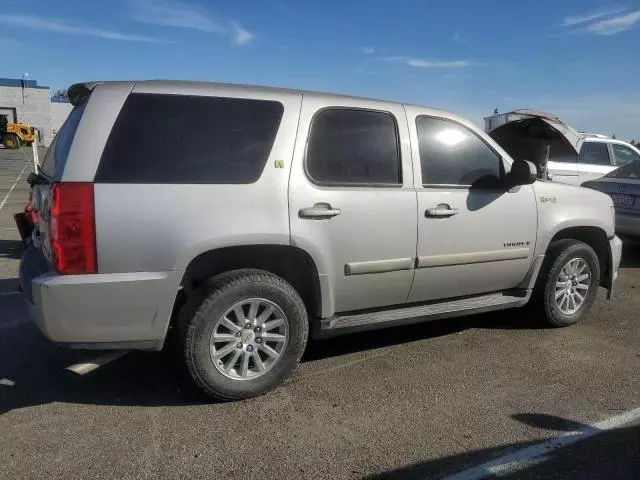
[[20, 81, 622, 400]]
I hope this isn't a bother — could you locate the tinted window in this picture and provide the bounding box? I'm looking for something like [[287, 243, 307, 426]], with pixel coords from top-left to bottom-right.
[[40, 104, 86, 179], [612, 144, 640, 166], [416, 116, 501, 186], [306, 108, 401, 185], [578, 142, 611, 165], [95, 94, 283, 184]]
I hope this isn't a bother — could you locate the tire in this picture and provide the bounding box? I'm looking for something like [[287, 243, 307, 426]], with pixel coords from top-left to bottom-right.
[[182, 269, 308, 400], [2, 134, 19, 149], [532, 239, 600, 327]]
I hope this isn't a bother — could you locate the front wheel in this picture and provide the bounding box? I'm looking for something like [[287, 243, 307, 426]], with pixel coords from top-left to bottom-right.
[[182, 269, 308, 400], [2, 134, 19, 149], [533, 240, 600, 327]]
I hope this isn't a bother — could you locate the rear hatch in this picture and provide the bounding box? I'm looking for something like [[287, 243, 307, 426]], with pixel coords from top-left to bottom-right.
[[30, 100, 88, 264]]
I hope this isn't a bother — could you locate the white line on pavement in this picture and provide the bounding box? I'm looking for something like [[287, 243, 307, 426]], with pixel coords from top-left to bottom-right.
[[0, 163, 28, 211], [445, 407, 640, 480]]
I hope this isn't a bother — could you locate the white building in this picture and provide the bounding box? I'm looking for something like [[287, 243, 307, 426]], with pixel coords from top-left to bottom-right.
[[0, 77, 72, 146]]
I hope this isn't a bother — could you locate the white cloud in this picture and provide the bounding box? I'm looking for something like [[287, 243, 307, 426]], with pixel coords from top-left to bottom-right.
[[361, 47, 375, 54], [563, 6, 627, 26], [405, 58, 470, 68], [232, 24, 254, 46], [131, 0, 253, 46], [585, 9, 640, 35], [453, 32, 467, 42], [0, 14, 171, 42], [383, 56, 471, 68]]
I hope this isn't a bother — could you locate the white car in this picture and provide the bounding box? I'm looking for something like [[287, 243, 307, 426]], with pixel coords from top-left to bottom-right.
[[547, 135, 640, 186], [485, 110, 640, 185]]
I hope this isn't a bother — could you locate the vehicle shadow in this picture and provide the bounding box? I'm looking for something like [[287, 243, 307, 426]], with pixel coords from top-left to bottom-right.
[[364, 413, 640, 479], [620, 237, 640, 268], [0, 299, 541, 415], [303, 307, 542, 362], [0, 237, 633, 414], [0, 277, 20, 294], [0, 239, 25, 260]]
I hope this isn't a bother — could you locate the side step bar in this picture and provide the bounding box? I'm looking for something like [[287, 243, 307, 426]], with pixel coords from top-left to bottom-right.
[[315, 290, 531, 338]]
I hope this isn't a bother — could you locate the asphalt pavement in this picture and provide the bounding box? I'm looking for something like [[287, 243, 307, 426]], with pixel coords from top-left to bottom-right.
[[0, 147, 639, 479]]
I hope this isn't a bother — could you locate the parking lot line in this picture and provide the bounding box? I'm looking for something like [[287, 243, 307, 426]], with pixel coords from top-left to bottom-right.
[[445, 407, 640, 480], [0, 163, 28, 211]]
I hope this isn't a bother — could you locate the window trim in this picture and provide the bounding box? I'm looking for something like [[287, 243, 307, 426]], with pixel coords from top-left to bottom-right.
[[94, 93, 284, 185], [303, 106, 403, 188], [415, 114, 506, 189]]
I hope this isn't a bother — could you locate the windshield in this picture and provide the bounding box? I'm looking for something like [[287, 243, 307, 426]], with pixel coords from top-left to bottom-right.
[[39, 103, 86, 179], [605, 160, 640, 179]]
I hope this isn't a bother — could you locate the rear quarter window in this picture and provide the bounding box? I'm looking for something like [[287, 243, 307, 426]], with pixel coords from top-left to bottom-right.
[[40, 104, 86, 179], [94, 94, 284, 184]]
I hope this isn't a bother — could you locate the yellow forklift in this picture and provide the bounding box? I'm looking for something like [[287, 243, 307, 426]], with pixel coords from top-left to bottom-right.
[[1, 114, 36, 148]]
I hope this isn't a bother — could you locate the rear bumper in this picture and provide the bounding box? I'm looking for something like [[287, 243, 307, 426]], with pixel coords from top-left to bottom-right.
[[615, 213, 640, 237], [20, 246, 181, 350]]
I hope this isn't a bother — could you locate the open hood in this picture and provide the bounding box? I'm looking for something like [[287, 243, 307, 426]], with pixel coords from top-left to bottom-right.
[[485, 109, 584, 167]]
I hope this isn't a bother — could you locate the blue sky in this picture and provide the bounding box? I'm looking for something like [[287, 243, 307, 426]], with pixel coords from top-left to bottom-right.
[[1, 0, 639, 139]]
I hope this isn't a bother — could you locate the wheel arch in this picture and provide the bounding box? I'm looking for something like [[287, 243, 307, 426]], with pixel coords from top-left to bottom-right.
[[546, 226, 610, 286], [179, 244, 324, 320]]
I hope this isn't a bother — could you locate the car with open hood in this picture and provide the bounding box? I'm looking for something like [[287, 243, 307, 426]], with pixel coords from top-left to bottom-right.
[[485, 109, 640, 186]]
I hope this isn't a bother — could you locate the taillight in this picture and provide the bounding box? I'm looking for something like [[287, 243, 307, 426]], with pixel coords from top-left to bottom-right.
[[49, 183, 97, 274]]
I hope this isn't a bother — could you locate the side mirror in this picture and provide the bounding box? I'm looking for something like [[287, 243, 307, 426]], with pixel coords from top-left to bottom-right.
[[507, 159, 537, 187]]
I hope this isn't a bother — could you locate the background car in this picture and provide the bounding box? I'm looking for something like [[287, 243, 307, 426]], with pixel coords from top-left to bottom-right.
[[582, 161, 640, 237], [485, 110, 640, 186], [550, 135, 640, 186]]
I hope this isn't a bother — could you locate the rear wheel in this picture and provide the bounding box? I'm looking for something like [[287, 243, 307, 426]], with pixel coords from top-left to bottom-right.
[[182, 269, 308, 400], [2, 134, 19, 149], [533, 240, 600, 327]]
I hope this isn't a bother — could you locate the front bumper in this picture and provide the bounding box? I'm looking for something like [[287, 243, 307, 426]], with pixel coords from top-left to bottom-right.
[[19, 246, 181, 350]]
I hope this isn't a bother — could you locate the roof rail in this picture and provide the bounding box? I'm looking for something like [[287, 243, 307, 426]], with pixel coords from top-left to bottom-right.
[[580, 132, 609, 139]]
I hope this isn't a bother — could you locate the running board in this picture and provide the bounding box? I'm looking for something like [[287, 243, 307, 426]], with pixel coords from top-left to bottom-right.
[[315, 290, 531, 338]]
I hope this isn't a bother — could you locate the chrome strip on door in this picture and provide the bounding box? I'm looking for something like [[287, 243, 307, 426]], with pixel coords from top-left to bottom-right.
[[345, 258, 414, 276], [417, 248, 530, 268]]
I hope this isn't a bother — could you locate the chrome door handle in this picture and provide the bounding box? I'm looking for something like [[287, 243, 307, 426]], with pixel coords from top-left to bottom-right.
[[299, 203, 342, 219], [425, 206, 459, 218]]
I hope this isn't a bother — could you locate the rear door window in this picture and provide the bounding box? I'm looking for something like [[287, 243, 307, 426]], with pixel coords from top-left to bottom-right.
[[305, 108, 401, 185], [95, 94, 283, 184], [40, 103, 86, 179], [578, 142, 611, 165]]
